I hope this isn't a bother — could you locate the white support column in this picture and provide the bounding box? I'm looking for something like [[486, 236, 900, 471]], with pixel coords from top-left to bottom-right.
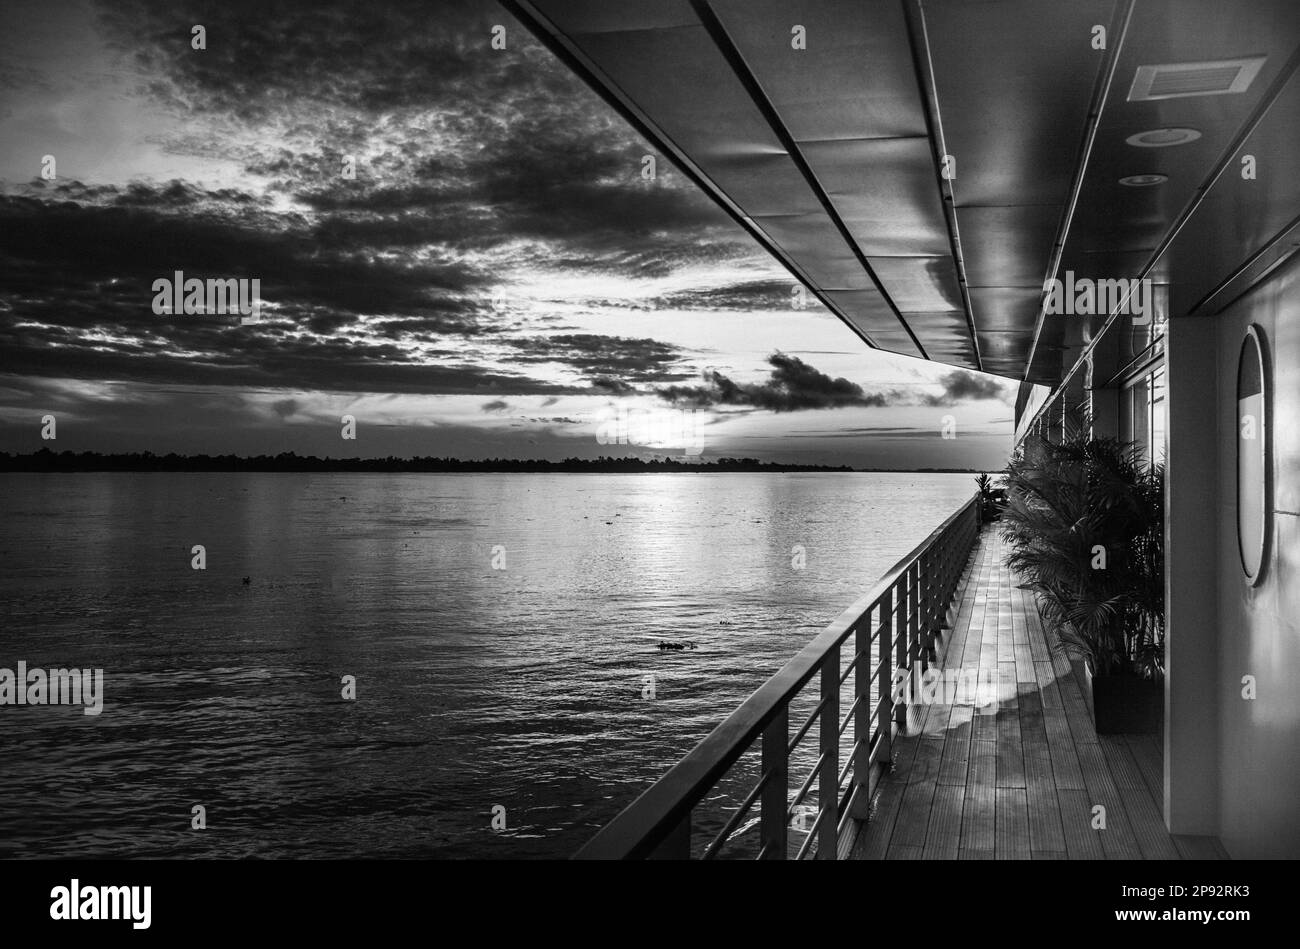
[[1163, 316, 1220, 834]]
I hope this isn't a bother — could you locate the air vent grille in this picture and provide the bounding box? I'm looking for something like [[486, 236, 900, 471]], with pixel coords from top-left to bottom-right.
[[1128, 57, 1266, 101]]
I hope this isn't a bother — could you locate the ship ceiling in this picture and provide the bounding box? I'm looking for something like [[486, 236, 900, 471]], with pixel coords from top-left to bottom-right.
[[504, 0, 1300, 389]]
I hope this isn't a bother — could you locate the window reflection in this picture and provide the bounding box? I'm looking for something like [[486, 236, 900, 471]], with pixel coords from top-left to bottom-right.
[[1121, 364, 1165, 468]]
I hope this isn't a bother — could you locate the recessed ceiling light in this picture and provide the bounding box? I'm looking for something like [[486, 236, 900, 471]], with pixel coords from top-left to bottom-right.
[[1126, 127, 1202, 147], [1119, 174, 1168, 187]]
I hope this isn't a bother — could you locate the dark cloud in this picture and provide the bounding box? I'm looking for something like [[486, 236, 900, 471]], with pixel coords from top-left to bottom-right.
[[649, 279, 821, 312], [480, 399, 510, 413], [0, 377, 614, 460], [0, 0, 771, 406], [501, 334, 691, 386], [591, 377, 636, 396], [654, 360, 1010, 415], [93, 0, 752, 270], [271, 398, 301, 419], [921, 371, 1012, 406], [657, 353, 893, 413]]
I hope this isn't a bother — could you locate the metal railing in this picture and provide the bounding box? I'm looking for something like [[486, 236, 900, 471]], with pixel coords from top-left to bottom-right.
[[574, 493, 982, 860]]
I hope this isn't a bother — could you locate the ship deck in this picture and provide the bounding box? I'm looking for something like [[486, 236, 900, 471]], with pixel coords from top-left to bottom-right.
[[845, 533, 1227, 860]]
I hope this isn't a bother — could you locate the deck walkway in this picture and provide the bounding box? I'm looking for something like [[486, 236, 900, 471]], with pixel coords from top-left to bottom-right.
[[848, 531, 1226, 860]]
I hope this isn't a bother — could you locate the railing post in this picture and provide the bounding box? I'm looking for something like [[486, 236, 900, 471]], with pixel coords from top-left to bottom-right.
[[922, 547, 937, 664], [873, 592, 892, 779], [908, 560, 920, 676], [575, 495, 984, 860], [854, 607, 880, 818], [946, 527, 956, 600], [818, 645, 839, 859], [937, 533, 950, 630], [895, 575, 908, 727], [759, 707, 788, 859]]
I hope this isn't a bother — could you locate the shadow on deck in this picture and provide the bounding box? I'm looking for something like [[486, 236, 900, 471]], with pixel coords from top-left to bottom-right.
[[845, 532, 1226, 860]]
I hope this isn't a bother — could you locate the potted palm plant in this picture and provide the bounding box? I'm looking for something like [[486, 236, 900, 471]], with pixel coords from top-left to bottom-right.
[[997, 426, 1164, 733], [975, 472, 1006, 523]]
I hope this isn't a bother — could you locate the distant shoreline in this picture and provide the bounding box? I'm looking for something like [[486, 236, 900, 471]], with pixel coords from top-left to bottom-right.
[[1, 450, 983, 475]]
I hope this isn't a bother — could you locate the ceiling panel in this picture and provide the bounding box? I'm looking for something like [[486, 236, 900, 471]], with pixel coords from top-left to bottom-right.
[[708, 0, 929, 142], [532, 0, 699, 35], [924, 0, 1117, 208], [750, 213, 875, 290], [855, 332, 926, 361], [968, 288, 1045, 334], [802, 137, 953, 257], [922, 0, 1117, 382], [867, 257, 963, 312], [519, 0, 983, 370], [826, 291, 925, 360], [960, 206, 1062, 289], [978, 332, 1037, 373], [513, 0, 1300, 387], [709, 0, 973, 363], [901, 311, 978, 365], [1026, 0, 1300, 384], [704, 151, 826, 217], [569, 25, 779, 161]]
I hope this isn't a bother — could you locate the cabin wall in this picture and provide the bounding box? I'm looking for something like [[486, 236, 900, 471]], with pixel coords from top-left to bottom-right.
[[1212, 250, 1300, 859], [1164, 315, 1220, 835]]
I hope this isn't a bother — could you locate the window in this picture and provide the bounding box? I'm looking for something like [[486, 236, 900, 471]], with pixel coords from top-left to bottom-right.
[[1150, 366, 1165, 466], [1121, 362, 1165, 468], [1237, 327, 1268, 585]]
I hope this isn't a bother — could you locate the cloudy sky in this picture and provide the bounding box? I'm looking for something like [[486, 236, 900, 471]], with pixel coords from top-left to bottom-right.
[[0, 0, 1015, 468]]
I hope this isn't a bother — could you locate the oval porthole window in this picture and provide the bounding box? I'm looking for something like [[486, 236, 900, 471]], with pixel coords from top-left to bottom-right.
[[1237, 326, 1269, 585]]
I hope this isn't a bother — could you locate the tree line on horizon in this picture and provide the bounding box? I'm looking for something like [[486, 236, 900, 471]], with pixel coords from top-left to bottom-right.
[[2, 449, 854, 473], [0, 449, 982, 474]]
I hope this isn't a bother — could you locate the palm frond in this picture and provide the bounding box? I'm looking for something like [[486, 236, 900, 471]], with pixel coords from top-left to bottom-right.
[[997, 430, 1164, 679]]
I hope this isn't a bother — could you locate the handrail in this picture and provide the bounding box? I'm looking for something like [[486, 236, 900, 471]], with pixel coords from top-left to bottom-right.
[[574, 492, 982, 859]]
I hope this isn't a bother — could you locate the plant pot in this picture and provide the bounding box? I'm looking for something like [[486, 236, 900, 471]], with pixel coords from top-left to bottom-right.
[[1090, 672, 1162, 734], [1070, 657, 1094, 721]]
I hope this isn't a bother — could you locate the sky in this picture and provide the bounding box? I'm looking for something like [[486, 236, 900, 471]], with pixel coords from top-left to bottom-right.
[[0, 0, 1016, 469]]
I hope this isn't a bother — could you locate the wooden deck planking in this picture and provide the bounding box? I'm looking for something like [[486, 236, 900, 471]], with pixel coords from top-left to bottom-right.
[[1057, 788, 1107, 859], [846, 531, 1221, 861], [922, 785, 965, 859], [1100, 737, 1180, 859], [1023, 741, 1066, 853], [888, 782, 936, 855], [1034, 661, 1064, 709], [1018, 682, 1048, 744], [1172, 835, 1230, 860], [1021, 586, 1051, 663], [995, 712, 1026, 788], [1126, 734, 1165, 805], [853, 733, 919, 859], [851, 678, 946, 859], [1075, 741, 1144, 859], [960, 740, 997, 852], [938, 704, 973, 786], [994, 788, 1032, 859], [1043, 709, 1087, 790]]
